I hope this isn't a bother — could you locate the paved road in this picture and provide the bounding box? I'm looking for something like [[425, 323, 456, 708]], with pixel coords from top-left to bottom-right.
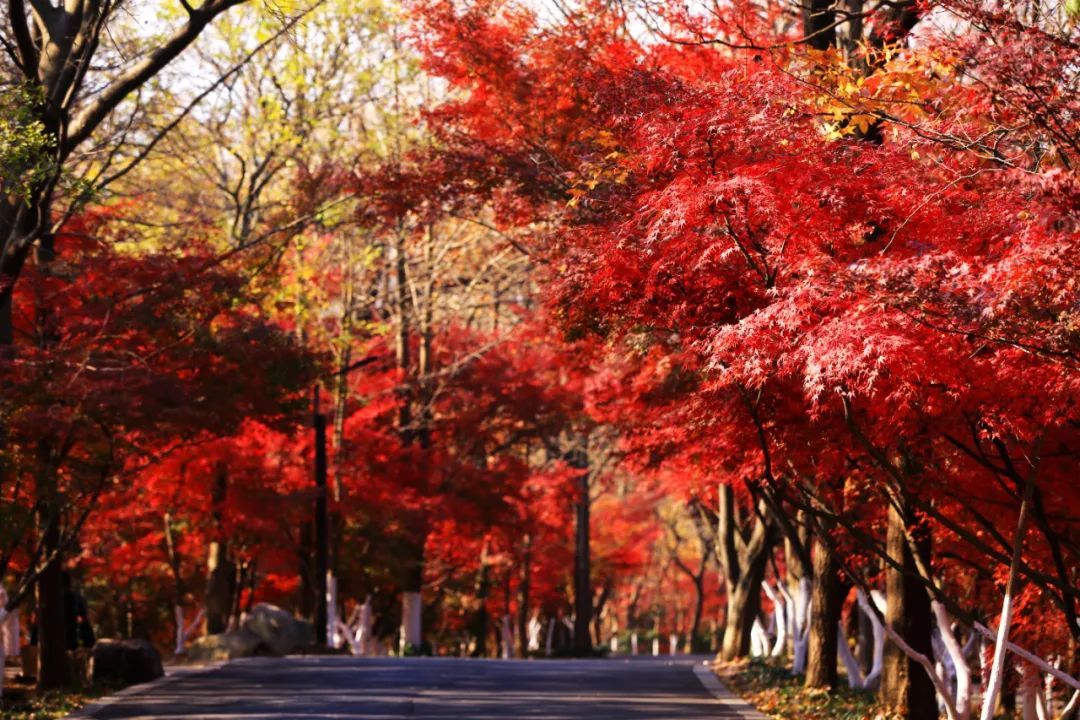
[[80, 655, 765, 719]]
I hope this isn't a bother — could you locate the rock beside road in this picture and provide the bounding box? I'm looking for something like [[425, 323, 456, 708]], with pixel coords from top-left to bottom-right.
[[241, 603, 313, 656], [188, 629, 269, 661], [91, 638, 164, 687], [188, 605, 312, 660]]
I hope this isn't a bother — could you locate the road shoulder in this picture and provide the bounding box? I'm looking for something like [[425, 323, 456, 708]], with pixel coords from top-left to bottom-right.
[[63, 660, 230, 719], [692, 662, 771, 719]]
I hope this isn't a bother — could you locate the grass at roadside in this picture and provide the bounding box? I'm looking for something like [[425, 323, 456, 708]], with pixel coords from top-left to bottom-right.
[[715, 657, 900, 720], [1, 673, 121, 720]]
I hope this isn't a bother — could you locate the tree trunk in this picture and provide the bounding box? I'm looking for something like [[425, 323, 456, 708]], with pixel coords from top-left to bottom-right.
[[802, 0, 837, 50], [880, 501, 938, 719], [858, 600, 875, 676], [0, 263, 17, 347], [689, 576, 705, 653], [313, 404, 328, 645], [204, 540, 234, 635], [572, 460, 591, 656], [592, 583, 612, 647], [204, 465, 234, 635], [517, 535, 531, 658], [980, 456, 1039, 720], [297, 519, 315, 620], [0, 187, 43, 348], [164, 512, 190, 654], [806, 532, 843, 690], [36, 512, 69, 689], [785, 512, 813, 672], [721, 554, 768, 661], [470, 542, 491, 657], [400, 545, 424, 652], [716, 484, 773, 662], [400, 591, 422, 651]]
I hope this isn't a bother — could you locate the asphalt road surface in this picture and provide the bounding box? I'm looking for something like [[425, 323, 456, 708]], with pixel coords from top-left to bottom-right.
[[79, 655, 766, 719]]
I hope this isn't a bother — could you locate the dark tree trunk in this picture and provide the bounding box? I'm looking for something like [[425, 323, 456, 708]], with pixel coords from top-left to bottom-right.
[[720, 551, 768, 661], [802, 0, 837, 50], [297, 519, 315, 621], [880, 502, 938, 719], [0, 174, 45, 348], [0, 262, 19, 347], [716, 484, 773, 662], [517, 535, 531, 658], [470, 543, 491, 657], [36, 512, 69, 689], [204, 540, 235, 635], [572, 461, 591, 656], [313, 404, 328, 645], [592, 583, 612, 647], [806, 532, 843, 690], [30, 232, 67, 690], [688, 576, 705, 652], [403, 542, 424, 594], [205, 465, 234, 635]]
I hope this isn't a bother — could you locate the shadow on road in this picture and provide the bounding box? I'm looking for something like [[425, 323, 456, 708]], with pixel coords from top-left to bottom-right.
[[83, 655, 755, 719]]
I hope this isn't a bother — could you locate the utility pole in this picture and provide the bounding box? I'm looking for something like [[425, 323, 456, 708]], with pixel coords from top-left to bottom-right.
[[313, 386, 329, 646], [571, 448, 591, 656]]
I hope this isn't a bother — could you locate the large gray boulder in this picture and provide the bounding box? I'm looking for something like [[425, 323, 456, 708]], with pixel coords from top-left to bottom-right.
[[187, 629, 268, 661], [240, 603, 311, 656], [91, 639, 164, 687]]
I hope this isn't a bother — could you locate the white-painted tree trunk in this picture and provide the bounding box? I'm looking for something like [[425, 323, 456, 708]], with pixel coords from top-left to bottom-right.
[[669, 634, 678, 656], [851, 581, 965, 720], [1033, 685, 1049, 720], [792, 577, 812, 674], [630, 632, 639, 655], [1060, 689, 1080, 718], [876, 608, 962, 720], [501, 615, 513, 659], [838, 622, 863, 685], [652, 637, 660, 656], [981, 458, 1038, 720], [751, 618, 770, 658], [175, 605, 186, 656], [358, 596, 373, 656], [401, 591, 422, 653], [979, 635, 992, 711], [327, 573, 340, 648], [3, 608, 19, 658], [0, 606, 7, 702], [934, 631, 950, 718], [762, 582, 787, 658], [972, 622, 1080, 692], [610, 636, 619, 654], [527, 614, 542, 652], [339, 605, 364, 656], [1041, 664, 1056, 720], [855, 590, 885, 689], [932, 601, 972, 720], [338, 618, 360, 654], [981, 594, 1020, 720], [777, 583, 795, 651], [173, 606, 204, 656]]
